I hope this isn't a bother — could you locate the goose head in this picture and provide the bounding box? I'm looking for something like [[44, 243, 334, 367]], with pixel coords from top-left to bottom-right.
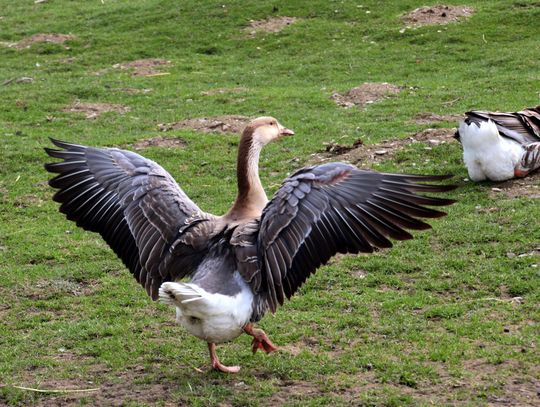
[[245, 116, 294, 147]]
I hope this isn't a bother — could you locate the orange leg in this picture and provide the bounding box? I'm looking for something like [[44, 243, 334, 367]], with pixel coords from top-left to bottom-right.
[[514, 168, 529, 178], [244, 323, 278, 354], [207, 342, 240, 373]]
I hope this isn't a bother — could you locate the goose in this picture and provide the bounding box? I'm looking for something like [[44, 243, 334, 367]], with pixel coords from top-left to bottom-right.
[[454, 106, 540, 181], [45, 116, 455, 373]]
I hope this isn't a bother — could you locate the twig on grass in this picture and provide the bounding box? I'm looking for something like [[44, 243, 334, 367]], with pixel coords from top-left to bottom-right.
[[9, 385, 100, 394], [442, 98, 461, 106], [143, 72, 171, 77]]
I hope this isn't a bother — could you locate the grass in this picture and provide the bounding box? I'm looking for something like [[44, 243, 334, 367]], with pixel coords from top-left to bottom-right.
[[1, 0, 539, 405]]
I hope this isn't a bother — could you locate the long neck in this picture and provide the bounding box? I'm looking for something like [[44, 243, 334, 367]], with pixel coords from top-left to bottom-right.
[[226, 133, 268, 221]]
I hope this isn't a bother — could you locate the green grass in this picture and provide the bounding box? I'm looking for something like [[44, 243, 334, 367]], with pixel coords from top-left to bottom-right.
[[1, 0, 539, 405]]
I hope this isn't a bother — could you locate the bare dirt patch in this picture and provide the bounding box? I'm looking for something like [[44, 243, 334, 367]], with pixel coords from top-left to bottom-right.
[[201, 87, 248, 96], [314, 128, 456, 166], [410, 112, 464, 125], [413, 127, 457, 144], [402, 5, 474, 27], [19, 279, 98, 300], [489, 171, 540, 199], [266, 380, 321, 405], [112, 58, 171, 77], [460, 359, 539, 406], [132, 136, 187, 151], [13, 33, 75, 49], [13, 194, 45, 208], [63, 102, 130, 119], [245, 16, 297, 35], [331, 83, 402, 108], [15, 375, 172, 407], [158, 115, 251, 134]]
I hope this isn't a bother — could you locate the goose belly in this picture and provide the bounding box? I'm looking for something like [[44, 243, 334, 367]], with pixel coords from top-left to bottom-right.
[[176, 308, 246, 344], [159, 274, 254, 344]]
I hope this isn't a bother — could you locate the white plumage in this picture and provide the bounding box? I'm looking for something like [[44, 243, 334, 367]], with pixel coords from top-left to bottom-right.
[[159, 273, 254, 344], [459, 120, 523, 181], [456, 106, 540, 182]]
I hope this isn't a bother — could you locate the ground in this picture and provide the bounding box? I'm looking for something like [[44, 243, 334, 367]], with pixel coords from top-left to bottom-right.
[[0, 0, 539, 406], [402, 5, 474, 27], [331, 83, 402, 108]]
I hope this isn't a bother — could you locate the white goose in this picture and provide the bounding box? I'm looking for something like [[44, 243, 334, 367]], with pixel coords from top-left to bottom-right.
[[45, 117, 455, 373], [455, 106, 540, 181]]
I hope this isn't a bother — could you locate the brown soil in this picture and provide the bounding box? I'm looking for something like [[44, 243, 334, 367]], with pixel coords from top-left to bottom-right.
[[331, 83, 402, 108], [264, 357, 539, 405], [63, 102, 130, 119], [201, 87, 248, 96], [14, 33, 75, 49], [488, 171, 540, 199], [245, 16, 297, 35], [266, 380, 320, 405], [413, 127, 457, 143], [18, 279, 98, 300], [13, 194, 44, 208], [11, 346, 539, 406], [460, 359, 539, 406], [132, 136, 187, 150], [19, 374, 172, 407], [113, 58, 171, 77], [402, 5, 474, 27], [314, 128, 456, 167], [410, 112, 464, 125], [158, 115, 251, 134]]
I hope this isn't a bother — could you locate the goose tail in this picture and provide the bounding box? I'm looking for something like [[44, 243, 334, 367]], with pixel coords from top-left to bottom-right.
[[158, 282, 204, 306]]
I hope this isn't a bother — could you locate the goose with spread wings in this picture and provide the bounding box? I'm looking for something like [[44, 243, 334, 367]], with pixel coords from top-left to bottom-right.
[[454, 106, 540, 181], [45, 117, 455, 373]]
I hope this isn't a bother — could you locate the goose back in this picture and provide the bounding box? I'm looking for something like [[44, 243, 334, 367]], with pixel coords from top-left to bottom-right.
[[456, 106, 540, 145]]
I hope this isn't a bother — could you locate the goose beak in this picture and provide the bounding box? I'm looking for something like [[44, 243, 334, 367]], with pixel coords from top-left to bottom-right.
[[279, 126, 295, 137]]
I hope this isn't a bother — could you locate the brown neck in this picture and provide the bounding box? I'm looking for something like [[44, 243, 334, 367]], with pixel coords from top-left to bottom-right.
[[225, 128, 268, 221]]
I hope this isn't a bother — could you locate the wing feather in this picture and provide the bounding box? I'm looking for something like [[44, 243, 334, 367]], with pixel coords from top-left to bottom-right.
[[248, 163, 455, 313], [456, 106, 540, 144], [45, 139, 216, 299]]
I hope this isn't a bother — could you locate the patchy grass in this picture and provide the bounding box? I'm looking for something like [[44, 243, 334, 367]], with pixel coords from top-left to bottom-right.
[[1, 0, 539, 406]]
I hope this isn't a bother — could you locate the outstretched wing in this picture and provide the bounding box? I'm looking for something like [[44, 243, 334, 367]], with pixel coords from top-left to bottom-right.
[[243, 163, 455, 313], [45, 139, 216, 299], [458, 106, 540, 144]]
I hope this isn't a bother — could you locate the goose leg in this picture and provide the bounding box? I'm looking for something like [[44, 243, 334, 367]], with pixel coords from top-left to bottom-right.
[[244, 323, 277, 354], [514, 168, 530, 178], [207, 342, 240, 373]]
